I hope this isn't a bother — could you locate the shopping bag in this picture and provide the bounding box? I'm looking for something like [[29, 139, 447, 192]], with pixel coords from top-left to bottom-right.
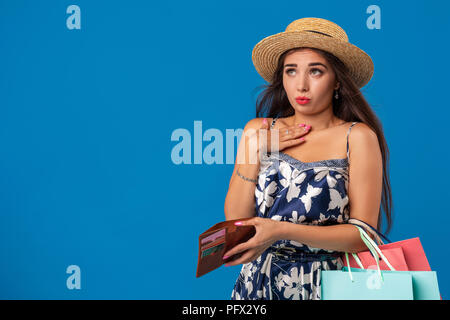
[[342, 218, 432, 271], [376, 237, 431, 271], [322, 225, 415, 300], [342, 267, 441, 300], [321, 269, 413, 300], [344, 247, 409, 271]]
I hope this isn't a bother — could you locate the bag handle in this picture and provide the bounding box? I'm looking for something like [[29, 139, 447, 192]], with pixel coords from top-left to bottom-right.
[[347, 218, 392, 244], [358, 226, 396, 271], [345, 227, 382, 282], [344, 225, 396, 282]]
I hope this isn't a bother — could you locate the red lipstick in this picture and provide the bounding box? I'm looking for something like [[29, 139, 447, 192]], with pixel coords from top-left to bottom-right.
[[296, 96, 310, 105]]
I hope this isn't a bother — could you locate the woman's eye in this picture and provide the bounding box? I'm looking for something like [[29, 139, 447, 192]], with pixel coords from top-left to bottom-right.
[[285, 68, 323, 76], [286, 69, 296, 75]]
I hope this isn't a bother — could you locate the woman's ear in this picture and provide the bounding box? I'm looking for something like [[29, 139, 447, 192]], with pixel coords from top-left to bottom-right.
[[334, 82, 340, 90]]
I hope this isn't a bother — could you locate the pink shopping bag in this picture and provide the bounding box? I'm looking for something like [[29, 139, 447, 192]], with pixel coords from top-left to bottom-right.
[[376, 237, 431, 271], [343, 246, 409, 271]]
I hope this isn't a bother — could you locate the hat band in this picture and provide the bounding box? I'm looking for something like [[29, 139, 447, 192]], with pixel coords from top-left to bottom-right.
[[305, 30, 332, 38]]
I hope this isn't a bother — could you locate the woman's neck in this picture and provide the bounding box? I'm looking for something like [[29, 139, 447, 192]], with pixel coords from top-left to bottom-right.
[[287, 114, 344, 131]]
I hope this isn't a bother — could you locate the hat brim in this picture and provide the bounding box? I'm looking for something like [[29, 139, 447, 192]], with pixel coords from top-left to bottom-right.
[[252, 31, 374, 88]]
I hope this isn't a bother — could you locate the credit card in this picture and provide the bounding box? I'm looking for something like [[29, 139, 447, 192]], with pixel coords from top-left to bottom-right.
[[201, 242, 225, 258], [201, 228, 225, 247], [201, 236, 225, 250]]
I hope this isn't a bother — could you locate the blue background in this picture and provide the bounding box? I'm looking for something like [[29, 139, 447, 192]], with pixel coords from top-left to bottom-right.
[[0, 0, 448, 299]]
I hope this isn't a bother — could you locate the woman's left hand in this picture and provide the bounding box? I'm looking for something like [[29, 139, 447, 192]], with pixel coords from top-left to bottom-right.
[[222, 217, 281, 266]]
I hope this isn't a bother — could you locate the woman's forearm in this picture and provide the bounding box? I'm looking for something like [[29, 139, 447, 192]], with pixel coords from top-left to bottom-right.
[[224, 128, 263, 221], [275, 221, 368, 253], [224, 162, 260, 221]]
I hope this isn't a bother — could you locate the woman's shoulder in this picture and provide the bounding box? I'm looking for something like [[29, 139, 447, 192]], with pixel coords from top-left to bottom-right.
[[348, 121, 377, 138], [347, 122, 379, 151], [243, 117, 275, 130]]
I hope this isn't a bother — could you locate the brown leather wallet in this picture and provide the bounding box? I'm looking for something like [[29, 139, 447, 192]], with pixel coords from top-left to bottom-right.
[[196, 217, 256, 278]]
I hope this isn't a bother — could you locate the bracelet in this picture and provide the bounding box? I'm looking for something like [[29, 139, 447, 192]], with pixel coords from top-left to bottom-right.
[[236, 168, 257, 183]]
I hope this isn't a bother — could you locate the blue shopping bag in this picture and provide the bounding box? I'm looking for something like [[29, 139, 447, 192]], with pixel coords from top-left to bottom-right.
[[321, 268, 413, 300], [342, 267, 441, 300], [322, 225, 415, 300]]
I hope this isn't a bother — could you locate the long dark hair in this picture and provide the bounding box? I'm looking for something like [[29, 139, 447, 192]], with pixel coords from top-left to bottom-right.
[[253, 47, 393, 235]]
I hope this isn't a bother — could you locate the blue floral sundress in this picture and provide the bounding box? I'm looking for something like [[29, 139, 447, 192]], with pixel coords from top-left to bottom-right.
[[230, 117, 359, 300]]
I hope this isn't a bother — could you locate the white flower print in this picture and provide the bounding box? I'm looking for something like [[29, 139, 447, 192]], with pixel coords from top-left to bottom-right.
[[257, 167, 277, 189], [239, 262, 257, 295], [271, 215, 283, 222], [275, 271, 285, 291], [314, 168, 338, 188], [242, 262, 253, 279], [311, 212, 337, 225], [290, 239, 304, 248], [310, 262, 321, 300], [288, 210, 306, 224], [255, 254, 263, 264], [287, 173, 307, 203], [255, 165, 279, 214], [262, 286, 267, 298], [300, 184, 322, 212], [259, 251, 273, 278], [278, 162, 293, 187], [232, 290, 242, 300], [328, 188, 349, 214], [256, 290, 263, 299], [257, 172, 267, 189], [255, 180, 278, 214], [279, 163, 307, 203], [282, 266, 311, 300]]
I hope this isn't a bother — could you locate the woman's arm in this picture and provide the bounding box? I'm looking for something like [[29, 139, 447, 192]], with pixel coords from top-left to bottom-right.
[[276, 223, 368, 253], [276, 123, 384, 253], [224, 118, 268, 221]]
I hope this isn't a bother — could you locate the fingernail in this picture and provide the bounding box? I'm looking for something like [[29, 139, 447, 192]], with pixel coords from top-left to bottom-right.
[[305, 125, 311, 130], [263, 118, 267, 124], [300, 137, 305, 142], [223, 255, 229, 259], [234, 222, 243, 226], [299, 123, 305, 127]]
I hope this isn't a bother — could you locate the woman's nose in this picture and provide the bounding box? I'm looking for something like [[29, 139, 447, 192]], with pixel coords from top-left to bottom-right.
[[296, 73, 309, 92]]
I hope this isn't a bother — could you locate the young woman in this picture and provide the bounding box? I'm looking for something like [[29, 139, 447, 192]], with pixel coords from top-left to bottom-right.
[[223, 17, 393, 300]]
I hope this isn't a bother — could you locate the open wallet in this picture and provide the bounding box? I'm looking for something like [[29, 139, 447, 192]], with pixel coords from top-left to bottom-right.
[[196, 217, 256, 278]]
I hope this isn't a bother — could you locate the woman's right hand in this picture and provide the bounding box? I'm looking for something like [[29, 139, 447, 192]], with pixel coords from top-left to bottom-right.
[[256, 118, 311, 154]]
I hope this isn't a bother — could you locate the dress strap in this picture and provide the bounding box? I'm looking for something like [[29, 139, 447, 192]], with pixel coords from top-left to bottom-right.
[[346, 122, 358, 161]]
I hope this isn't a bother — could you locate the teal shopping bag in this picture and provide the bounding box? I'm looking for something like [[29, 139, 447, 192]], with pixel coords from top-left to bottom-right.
[[321, 269, 413, 300], [342, 267, 441, 300], [322, 225, 416, 300]]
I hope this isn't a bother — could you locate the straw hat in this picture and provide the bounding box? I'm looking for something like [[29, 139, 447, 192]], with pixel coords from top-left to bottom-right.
[[252, 17, 374, 88]]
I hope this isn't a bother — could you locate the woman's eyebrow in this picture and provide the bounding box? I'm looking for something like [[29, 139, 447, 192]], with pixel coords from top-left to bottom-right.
[[284, 62, 328, 69]]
